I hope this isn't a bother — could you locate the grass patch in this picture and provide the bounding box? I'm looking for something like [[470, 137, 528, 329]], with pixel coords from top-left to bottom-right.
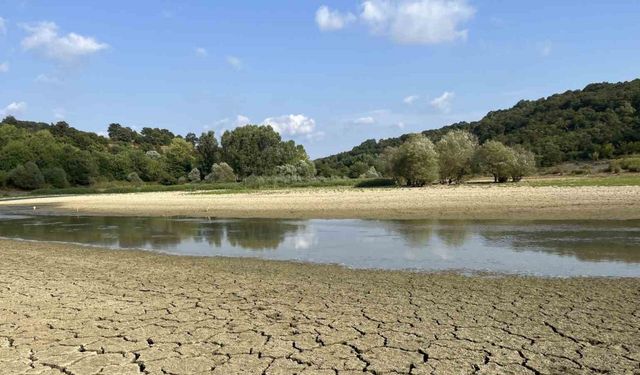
[[28, 178, 366, 197], [523, 174, 640, 187]]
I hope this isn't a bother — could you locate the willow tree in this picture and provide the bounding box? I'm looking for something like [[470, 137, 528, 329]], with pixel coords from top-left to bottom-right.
[[435, 130, 478, 184], [388, 134, 439, 187]]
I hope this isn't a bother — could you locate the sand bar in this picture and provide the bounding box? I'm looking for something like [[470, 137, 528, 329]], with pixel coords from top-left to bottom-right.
[[2, 185, 640, 220]]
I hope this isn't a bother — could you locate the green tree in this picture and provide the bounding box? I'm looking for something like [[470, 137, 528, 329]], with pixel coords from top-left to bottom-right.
[[42, 167, 69, 188], [62, 148, 97, 185], [196, 131, 220, 175], [221, 125, 306, 177], [9, 162, 45, 190], [435, 130, 478, 183], [164, 138, 195, 179], [474, 141, 513, 183], [508, 145, 536, 182], [388, 134, 439, 187]]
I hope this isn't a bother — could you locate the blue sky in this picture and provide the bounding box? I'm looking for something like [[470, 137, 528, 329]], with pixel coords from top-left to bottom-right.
[[0, 1, 639, 158]]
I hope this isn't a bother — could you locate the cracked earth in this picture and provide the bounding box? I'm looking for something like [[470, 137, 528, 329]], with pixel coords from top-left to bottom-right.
[[0, 239, 639, 374]]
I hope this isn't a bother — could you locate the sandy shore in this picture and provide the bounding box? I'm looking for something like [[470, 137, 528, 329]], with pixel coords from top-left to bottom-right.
[[1, 239, 639, 374], [2, 185, 640, 220]]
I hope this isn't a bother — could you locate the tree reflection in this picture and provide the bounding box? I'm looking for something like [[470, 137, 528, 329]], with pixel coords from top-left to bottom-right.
[[0, 216, 305, 251]]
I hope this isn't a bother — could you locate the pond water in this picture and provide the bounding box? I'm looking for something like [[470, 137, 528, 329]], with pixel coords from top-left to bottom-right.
[[0, 214, 639, 277]]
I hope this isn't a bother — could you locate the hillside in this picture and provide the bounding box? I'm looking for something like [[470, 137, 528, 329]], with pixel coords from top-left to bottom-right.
[[315, 79, 640, 177]]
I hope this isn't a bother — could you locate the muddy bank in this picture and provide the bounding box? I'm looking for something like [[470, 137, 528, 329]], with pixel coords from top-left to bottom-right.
[[0, 239, 638, 374]]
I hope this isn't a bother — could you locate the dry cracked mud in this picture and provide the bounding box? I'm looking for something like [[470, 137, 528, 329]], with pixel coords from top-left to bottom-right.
[[0, 239, 639, 374]]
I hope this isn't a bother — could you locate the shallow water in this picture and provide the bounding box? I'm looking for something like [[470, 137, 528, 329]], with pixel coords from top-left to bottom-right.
[[0, 214, 639, 277]]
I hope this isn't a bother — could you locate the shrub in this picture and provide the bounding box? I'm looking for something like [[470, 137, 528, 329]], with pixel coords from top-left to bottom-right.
[[354, 178, 395, 188], [0, 170, 7, 188], [42, 167, 69, 188], [205, 162, 236, 183], [9, 162, 45, 190], [177, 176, 188, 184], [608, 160, 622, 174], [126, 172, 143, 184], [188, 168, 201, 182], [359, 166, 381, 179], [626, 159, 640, 172]]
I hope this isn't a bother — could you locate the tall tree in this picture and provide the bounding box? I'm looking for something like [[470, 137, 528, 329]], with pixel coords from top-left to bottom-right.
[[196, 131, 220, 174]]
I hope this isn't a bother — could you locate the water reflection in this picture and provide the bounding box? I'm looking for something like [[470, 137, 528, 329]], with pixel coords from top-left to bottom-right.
[[0, 215, 638, 277]]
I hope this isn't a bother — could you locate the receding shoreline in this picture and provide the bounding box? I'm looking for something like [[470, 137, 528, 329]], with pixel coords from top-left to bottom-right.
[[2, 184, 640, 220]]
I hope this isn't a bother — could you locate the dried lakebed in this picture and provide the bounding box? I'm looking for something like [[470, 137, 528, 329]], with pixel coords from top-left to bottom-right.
[[0, 240, 639, 374]]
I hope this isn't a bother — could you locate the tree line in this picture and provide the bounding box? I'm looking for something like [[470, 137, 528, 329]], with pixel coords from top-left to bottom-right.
[[316, 79, 640, 177], [0, 118, 314, 190], [382, 130, 535, 186]]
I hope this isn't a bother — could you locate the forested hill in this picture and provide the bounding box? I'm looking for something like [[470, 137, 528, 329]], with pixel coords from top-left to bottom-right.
[[315, 79, 640, 177]]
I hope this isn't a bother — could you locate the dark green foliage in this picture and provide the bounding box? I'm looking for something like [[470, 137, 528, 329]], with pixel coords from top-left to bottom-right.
[[196, 131, 220, 174], [316, 79, 640, 175], [354, 178, 396, 188], [9, 162, 45, 190], [221, 125, 309, 178], [42, 167, 69, 188]]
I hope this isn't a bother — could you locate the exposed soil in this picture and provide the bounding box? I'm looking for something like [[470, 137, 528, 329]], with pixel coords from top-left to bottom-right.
[[1, 239, 639, 374]]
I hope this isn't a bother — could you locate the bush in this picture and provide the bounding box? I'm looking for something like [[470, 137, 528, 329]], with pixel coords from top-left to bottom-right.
[[608, 160, 622, 173], [359, 166, 381, 179], [126, 172, 143, 184], [354, 178, 395, 188], [42, 167, 69, 188], [9, 162, 45, 190], [188, 168, 201, 182], [626, 160, 640, 172], [0, 170, 7, 188], [621, 157, 640, 172], [205, 162, 236, 183]]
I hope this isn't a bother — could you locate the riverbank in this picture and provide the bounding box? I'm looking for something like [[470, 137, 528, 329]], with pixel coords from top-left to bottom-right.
[[0, 239, 638, 374], [1, 184, 640, 220]]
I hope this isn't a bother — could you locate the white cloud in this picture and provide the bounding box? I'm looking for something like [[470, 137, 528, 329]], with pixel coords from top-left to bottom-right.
[[0, 62, 8, 73], [226, 55, 243, 70], [21, 22, 108, 62], [322, 0, 475, 44], [395, 121, 406, 129], [234, 115, 250, 126], [2, 101, 27, 117], [315, 5, 356, 31], [360, 0, 475, 44], [430, 91, 455, 113], [195, 47, 207, 57], [263, 114, 316, 136], [0, 17, 6, 35], [403, 95, 419, 104], [538, 41, 552, 57], [35, 73, 62, 84], [354, 116, 375, 125], [213, 115, 251, 131], [53, 107, 65, 120]]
